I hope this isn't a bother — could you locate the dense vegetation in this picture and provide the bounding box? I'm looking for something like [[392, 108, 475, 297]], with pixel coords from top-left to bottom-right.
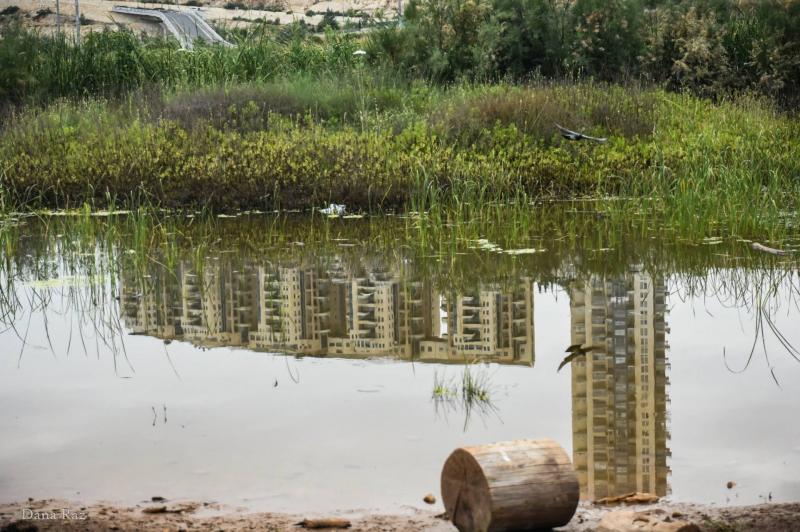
[[378, 0, 800, 100], [1, 0, 799, 105], [0, 0, 798, 239], [1, 78, 798, 238]]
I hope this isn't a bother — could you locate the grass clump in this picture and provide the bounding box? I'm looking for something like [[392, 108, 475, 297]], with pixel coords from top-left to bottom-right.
[[431, 82, 656, 147], [432, 366, 492, 402], [432, 364, 497, 428], [150, 77, 393, 131]]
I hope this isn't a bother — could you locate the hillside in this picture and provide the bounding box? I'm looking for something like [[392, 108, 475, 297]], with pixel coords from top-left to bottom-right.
[[0, 0, 398, 37]]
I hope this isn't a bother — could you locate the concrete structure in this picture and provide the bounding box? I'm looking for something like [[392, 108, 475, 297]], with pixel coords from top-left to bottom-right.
[[111, 6, 232, 49]]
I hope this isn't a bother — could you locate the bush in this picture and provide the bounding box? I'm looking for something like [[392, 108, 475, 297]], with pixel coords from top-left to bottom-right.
[[317, 12, 339, 32], [368, 0, 800, 101], [33, 8, 52, 21], [224, 1, 285, 10]]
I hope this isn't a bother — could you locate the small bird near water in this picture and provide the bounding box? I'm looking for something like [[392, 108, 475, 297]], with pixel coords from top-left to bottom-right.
[[554, 123, 607, 143]]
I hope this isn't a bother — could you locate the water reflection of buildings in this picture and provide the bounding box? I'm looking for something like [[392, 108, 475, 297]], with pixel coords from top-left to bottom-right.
[[121, 259, 535, 365], [122, 258, 672, 495], [569, 271, 671, 499]]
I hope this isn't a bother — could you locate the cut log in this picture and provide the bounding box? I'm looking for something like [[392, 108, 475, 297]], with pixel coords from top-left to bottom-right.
[[440, 438, 578, 532]]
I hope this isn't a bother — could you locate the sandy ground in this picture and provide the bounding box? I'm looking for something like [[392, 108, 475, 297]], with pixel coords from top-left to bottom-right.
[[2, 499, 800, 531], [0, 0, 398, 36]]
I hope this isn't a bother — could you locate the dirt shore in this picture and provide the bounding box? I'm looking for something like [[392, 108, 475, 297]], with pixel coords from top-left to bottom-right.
[[2, 499, 800, 531]]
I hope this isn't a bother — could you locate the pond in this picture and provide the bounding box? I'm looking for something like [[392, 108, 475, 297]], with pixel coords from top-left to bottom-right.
[[1, 209, 799, 513]]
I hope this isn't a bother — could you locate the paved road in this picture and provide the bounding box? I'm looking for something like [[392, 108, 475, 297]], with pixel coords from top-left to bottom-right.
[[111, 6, 232, 49]]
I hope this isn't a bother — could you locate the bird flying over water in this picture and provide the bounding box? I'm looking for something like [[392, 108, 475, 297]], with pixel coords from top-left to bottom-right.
[[554, 123, 607, 143], [557, 344, 599, 372]]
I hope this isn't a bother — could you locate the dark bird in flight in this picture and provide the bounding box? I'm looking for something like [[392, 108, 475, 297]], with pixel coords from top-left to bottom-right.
[[554, 123, 607, 143], [557, 344, 599, 372]]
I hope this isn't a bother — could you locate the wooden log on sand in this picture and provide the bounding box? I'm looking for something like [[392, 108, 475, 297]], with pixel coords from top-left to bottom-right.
[[440, 438, 578, 532]]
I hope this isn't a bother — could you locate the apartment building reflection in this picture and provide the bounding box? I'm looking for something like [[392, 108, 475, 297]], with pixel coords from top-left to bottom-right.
[[569, 271, 670, 499], [120, 258, 535, 365]]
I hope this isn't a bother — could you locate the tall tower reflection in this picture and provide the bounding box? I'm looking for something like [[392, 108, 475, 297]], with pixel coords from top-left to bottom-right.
[[569, 271, 670, 499]]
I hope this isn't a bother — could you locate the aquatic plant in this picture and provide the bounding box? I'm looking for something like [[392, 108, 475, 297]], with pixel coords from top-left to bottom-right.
[[432, 363, 498, 430], [431, 371, 457, 399], [2, 80, 797, 241]]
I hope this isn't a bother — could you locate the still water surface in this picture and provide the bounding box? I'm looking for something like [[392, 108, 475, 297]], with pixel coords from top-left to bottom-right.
[[0, 212, 798, 512]]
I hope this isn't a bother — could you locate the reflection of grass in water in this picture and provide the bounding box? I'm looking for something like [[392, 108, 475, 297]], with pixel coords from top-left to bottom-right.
[[1, 208, 799, 382], [721, 275, 800, 387], [0, 208, 164, 374], [432, 363, 498, 430]]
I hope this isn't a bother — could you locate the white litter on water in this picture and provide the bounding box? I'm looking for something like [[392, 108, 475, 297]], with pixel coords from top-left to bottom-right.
[[320, 203, 346, 216], [503, 248, 547, 255]]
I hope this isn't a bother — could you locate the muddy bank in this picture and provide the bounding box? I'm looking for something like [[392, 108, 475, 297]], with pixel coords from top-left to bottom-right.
[[2, 499, 800, 531]]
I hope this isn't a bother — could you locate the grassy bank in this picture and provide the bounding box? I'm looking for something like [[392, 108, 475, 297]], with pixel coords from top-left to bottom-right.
[[1, 78, 799, 238]]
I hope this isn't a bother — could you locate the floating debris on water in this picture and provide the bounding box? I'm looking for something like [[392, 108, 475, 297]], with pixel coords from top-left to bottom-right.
[[470, 238, 502, 252], [320, 204, 346, 217], [502, 248, 546, 255]]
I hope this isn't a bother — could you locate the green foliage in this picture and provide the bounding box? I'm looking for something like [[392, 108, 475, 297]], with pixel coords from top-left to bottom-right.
[[368, 0, 800, 101], [0, 23, 366, 105], [316, 12, 340, 32], [1, 79, 797, 241]]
